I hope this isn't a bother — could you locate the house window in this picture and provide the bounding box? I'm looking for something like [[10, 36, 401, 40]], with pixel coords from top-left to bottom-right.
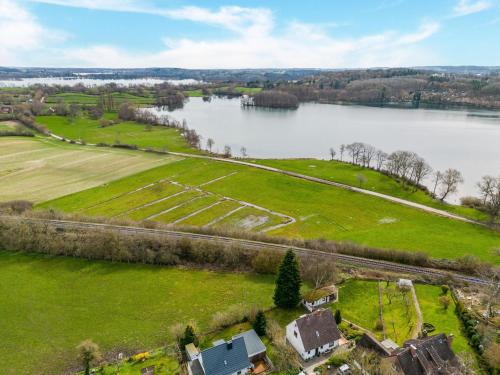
[[294, 331, 297, 338]]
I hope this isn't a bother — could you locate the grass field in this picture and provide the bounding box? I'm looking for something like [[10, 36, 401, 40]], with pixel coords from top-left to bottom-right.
[[0, 251, 275, 375], [333, 280, 467, 349], [46, 92, 155, 105], [255, 159, 491, 222], [0, 137, 178, 203], [415, 284, 471, 356], [36, 114, 198, 154], [40, 156, 500, 262]]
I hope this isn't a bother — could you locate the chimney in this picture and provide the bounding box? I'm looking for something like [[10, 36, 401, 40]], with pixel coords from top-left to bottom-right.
[[227, 340, 233, 350], [410, 344, 417, 358], [447, 334, 454, 348]]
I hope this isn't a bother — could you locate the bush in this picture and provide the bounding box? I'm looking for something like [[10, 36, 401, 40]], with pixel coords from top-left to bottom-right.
[[326, 353, 348, 367], [210, 304, 248, 331]]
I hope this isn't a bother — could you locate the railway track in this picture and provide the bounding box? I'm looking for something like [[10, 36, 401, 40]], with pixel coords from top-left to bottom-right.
[[2, 216, 488, 285]]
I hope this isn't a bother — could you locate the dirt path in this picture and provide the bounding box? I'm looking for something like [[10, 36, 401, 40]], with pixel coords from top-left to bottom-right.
[[410, 284, 423, 338]]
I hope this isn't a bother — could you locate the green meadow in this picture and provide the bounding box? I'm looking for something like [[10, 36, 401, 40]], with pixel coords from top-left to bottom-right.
[[40, 157, 500, 263], [36, 114, 199, 153], [255, 159, 491, 222], [0, 251, 275, 375]]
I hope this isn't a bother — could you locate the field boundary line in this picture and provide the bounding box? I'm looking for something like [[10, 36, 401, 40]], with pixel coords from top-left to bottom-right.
[[115, 190, 189, 218], [145, 194, 207, 220], [173, 200, 223, 224], [198, 172, 238, 187], [205, 205, 246, 227]]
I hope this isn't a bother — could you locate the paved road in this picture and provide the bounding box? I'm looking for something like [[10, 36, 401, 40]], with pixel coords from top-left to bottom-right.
[[1, 215, 487, 285]]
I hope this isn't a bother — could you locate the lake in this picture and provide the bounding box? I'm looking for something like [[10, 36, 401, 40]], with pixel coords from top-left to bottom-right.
[[165, 97, 500, 201]]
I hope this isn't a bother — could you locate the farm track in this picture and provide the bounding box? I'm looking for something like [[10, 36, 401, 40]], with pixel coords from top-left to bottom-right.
[[1, 215, 488, 285]]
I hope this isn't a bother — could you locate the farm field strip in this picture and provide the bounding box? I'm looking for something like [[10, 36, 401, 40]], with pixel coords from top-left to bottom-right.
[[66, 166, 296, 232], [0, 137, 179, 203]]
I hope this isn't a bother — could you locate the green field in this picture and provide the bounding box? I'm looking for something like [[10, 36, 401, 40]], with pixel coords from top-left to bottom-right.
[[0, 251, 275, 375], [0, 137, 178, 203], [40, 156, 500, 262], [36, 115, 198, 154], [333, 280, 468, 350], [255, 159, 490, 222], [415, 284, 471, 355], [46, 92, 155, 105]]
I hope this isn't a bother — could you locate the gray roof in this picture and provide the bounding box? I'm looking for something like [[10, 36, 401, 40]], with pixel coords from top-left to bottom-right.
[[393, 334, 458, 375], [201, 337, 250, 375], [232, 329, 266, 357], [295, 309, 341, 351]]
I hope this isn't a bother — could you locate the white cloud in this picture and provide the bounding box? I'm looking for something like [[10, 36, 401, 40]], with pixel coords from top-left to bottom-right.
[[3, 1, 442, 68], [452, 0, 492, 17], [0, 0, 67, 65]]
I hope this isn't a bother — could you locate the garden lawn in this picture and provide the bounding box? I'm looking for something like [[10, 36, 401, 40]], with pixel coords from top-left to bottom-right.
[[0, 251, 275, 375], [381, 282, 418, 345], [36, 115, 199, 154], [415, 284, 472, 356], [254, 159, 490, 222], [40, 157, 500, 263], [333, 279, 381, 335]]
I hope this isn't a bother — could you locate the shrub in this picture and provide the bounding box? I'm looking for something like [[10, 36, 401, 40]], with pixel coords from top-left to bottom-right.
[[131, 352, 150, 362]]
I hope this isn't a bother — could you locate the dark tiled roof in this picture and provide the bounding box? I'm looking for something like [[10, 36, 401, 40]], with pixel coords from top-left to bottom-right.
[[296, 309, 341, 351], [394, 334, 458, 375], [201, 337, 250, 375]]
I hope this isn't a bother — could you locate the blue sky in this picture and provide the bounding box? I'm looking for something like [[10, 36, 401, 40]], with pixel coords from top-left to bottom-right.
[[0, 0, 499, 68]]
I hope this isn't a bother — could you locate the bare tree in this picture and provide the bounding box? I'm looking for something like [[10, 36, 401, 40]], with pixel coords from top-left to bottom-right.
[[339, 144, 345, 161], [439, 169, 464, 201], [223, 145, 232, 158], [375, 150, 388, 170], [411, 157, 432, 186], [206, 138, 215, 152], [329, 147, 336, 161], [477, 175, 500, 221], [432, 171, 442, 197], [362, 144, 377, 168], [477, 175, 496, 205], [240, 146, 247, 158]]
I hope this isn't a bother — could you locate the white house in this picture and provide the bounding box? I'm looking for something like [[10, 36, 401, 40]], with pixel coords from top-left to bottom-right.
[[302, 285, 337, 312], [286, 309, 342, 361]]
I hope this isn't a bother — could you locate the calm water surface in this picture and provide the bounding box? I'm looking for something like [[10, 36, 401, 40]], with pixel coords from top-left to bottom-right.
[[166, 97, 500, 200]]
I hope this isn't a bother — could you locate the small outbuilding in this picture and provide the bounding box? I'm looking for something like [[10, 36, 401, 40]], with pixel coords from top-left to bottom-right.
[[302, 285, 338, 312]]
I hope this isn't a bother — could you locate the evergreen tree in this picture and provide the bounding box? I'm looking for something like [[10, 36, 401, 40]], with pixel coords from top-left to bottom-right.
[[334, 309, 342, 325], [253, 311, 267, 336], [179, 325, 198, 348], [273, 250, 301, 308]]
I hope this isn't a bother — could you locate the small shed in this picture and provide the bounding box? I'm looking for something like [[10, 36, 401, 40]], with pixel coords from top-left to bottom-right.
[[302, 285, 338, 312], [397, 279, 413, 289]]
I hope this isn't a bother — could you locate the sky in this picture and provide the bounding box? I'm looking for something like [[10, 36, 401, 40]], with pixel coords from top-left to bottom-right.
[[0, 0, 499, 68]]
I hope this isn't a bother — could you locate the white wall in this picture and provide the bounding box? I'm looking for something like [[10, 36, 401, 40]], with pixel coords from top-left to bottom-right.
[[286, 320, 339, 361]]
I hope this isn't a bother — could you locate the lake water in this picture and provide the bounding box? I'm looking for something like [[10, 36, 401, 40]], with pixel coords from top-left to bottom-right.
[[166, 97, 500, 200], [0, 77, 199, 87]]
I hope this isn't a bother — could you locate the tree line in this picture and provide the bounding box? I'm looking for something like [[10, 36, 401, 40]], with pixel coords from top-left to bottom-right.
[[333, 142, 464, 202]]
